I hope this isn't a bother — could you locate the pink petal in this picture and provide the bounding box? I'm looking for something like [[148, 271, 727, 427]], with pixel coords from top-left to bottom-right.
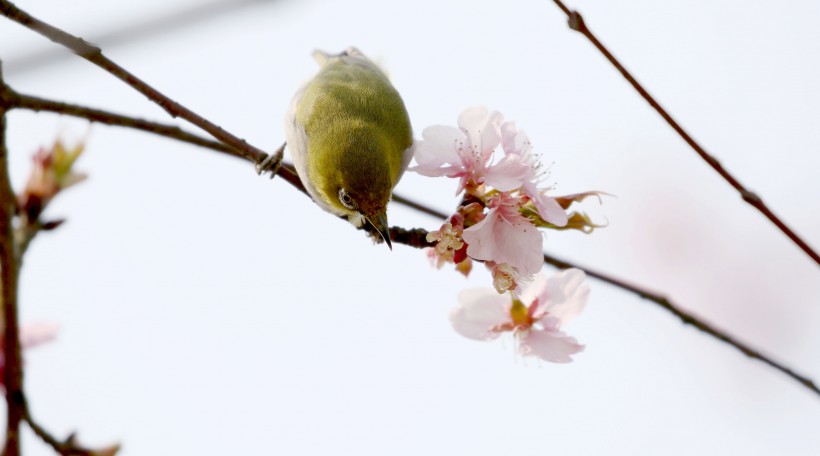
[[516, 270, 547, 304], [483, 154, 528, 191], [457, 106, 502, 163], [450, 289, 511, 341], [478, 111, 503, 158], [500, 121, 531, 157], [19, 322, 59, 349], [409, 162, 465, 178], [518, 327, 584, 363], [462, 203, 544, 275], [457, 106, 490, 139], [0, 322, 60, 383], [534, 268, 589, 324], [533, 193, 569, 227]]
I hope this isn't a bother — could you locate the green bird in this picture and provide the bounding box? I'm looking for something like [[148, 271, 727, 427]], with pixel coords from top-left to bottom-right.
[[285, 47, 414, 249]]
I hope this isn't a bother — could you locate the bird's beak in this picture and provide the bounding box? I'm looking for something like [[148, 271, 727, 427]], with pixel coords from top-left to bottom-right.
[[366, 212, 392, 250]]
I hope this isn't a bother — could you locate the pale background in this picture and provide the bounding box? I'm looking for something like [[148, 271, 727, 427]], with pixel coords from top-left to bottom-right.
[[0, 0, 818, 454]]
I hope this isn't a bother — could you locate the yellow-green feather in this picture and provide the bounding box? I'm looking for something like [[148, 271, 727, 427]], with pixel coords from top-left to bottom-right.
[[295, 55, 412, 217]]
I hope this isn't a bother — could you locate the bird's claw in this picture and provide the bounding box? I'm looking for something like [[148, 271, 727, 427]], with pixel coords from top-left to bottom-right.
[[255, 147, 284, 179]]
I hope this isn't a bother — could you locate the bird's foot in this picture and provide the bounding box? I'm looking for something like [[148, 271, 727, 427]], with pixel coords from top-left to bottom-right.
[[255, 145, 284, 179]]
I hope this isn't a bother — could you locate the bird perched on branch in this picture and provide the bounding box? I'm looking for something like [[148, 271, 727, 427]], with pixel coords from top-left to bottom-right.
[[284, 47, 414, 249]]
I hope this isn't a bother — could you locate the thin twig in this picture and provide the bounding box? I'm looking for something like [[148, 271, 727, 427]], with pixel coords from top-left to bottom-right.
[[537, 251, 820, 396], [0, 61, 24, 456], [10, 90, 240, 159], [9, 87, 817, 397], [0, 0, 281, 170], [7, 91, 304, 195], [24, 411, 97, 456], [549, 0, 820, 266]]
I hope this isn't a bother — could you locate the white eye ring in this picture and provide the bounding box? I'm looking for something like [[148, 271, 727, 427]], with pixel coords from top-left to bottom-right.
[[338, 188, 356, 210]]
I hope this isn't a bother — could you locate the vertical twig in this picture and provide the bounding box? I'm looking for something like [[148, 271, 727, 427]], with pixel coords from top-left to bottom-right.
[[0, 61, 24, 456]]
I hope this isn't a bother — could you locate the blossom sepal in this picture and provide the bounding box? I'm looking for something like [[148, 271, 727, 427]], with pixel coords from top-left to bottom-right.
[[553, 191, 610, 210], [523, 208, 605, 234]]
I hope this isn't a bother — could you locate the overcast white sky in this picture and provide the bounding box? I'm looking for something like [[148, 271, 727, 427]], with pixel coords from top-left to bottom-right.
[[1, 0, 819, 454]]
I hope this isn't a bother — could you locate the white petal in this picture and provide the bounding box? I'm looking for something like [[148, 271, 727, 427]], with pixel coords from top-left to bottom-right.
[[457, 106, 490, 135], [450, 288, 511, 341], [413, 125, 464, 169], [518, 327, 584, 363]]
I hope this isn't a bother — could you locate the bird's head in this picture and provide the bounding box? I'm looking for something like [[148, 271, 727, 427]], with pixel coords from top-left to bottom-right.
[[333, 168, 393, 249]]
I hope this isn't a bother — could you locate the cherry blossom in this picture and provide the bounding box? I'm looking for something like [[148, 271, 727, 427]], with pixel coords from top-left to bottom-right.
[[500, 122, 568, 226], [461, 194, 544, 275], [449, 268, 588, 363], [411, 106, 521, 192], [413, 106, 601, 364]]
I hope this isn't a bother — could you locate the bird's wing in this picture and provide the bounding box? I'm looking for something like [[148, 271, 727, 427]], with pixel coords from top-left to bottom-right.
[[284, 83, 312, 193], [394, 141, 416, 188]]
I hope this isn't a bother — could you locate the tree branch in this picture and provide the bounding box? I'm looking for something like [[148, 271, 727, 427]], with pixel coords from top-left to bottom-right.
[[1, 4, 816, 397], [11, 90, 239, 158], [0, 0, 281, 171], [6, 90, 304, 196], [391, 193, 820, 397], [0, 61, 24, 456], [549, 0, 820, 266], [23, 407, 105, 456]]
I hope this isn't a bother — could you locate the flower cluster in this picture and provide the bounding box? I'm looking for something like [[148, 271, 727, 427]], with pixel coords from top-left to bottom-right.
[[412, 106, 602, 290], [411, 106, 603, 362]]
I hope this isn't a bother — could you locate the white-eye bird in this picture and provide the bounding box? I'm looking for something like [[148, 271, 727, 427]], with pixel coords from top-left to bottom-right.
[[285, 47, 414, 249]]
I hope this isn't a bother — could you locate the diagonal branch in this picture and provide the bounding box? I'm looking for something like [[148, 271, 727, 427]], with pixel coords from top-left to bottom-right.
[[392, 193, 820, 397], [11, 90, 238, 157], [537, 250, 820, 396], [549, 0, 820, 267], [24, 404, 110, 456], [7, 90, 304, 195], [0, 0, 281, 171]]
